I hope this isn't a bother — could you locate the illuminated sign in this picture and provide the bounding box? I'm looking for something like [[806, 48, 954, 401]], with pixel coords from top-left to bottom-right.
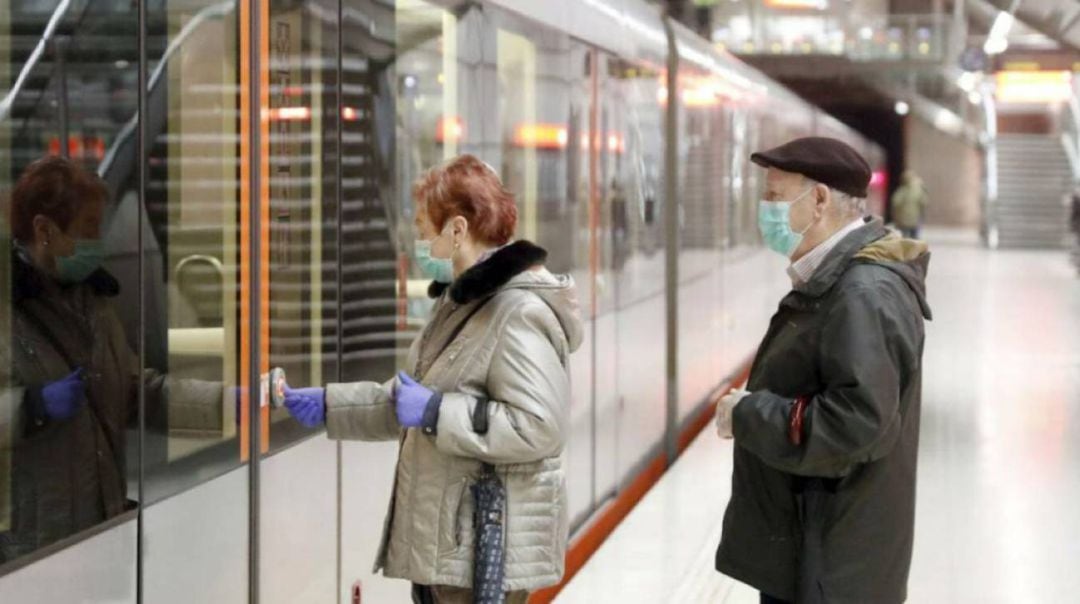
[[436, 116, 464, 143], [514, 123, 569, 149], [764, 0, 828, 9], [267, 107, 312, 121], [995, 70, 1073, 104]]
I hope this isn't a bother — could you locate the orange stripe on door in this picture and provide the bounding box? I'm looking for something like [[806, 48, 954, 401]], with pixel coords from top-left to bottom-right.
[[258, 0, 271, 453], [238, 0, 272, 458]]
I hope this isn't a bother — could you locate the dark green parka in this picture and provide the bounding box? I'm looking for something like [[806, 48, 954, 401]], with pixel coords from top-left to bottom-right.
[[717, 220, 932, 604]]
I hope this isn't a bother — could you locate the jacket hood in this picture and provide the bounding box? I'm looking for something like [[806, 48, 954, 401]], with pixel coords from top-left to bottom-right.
[[429, 240, 584, 352], [855, 230, 933, 320], [796, 219, 931, 321]]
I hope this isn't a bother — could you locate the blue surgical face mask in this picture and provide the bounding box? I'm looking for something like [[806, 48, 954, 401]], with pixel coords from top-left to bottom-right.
[[414, 226, 455, 283], [758, 187, 816, 258], [56, 239, 105, 284]]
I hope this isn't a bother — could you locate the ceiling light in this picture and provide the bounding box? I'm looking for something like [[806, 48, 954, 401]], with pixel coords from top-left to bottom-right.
[[895, 101, 910, 115], [957, 71, 979, 92], [984, 11, 1014, 55]]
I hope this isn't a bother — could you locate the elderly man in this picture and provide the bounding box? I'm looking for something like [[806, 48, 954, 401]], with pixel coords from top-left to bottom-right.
[[714, 137, 932, 604]]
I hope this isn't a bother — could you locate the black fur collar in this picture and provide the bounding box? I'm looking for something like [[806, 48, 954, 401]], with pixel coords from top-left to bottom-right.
[[11, 247, 119, 301], [428, 240, 548, 304]]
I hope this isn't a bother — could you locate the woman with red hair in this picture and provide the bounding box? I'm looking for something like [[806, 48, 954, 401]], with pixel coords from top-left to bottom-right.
[[281, 154, 582, 603], [0, 157, 229, 563]]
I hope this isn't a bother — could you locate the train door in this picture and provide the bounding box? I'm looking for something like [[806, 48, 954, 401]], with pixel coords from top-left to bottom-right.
[[257, 0, 349, 601], [592, 51, 623, 505]]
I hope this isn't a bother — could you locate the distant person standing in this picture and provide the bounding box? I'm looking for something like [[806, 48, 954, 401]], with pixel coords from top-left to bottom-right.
[[890, 170, 929, 239]]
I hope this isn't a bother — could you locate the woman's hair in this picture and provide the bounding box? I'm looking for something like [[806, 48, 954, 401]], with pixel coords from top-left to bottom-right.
[[7, 156, 108, 243], [413, 154, 517, 246]]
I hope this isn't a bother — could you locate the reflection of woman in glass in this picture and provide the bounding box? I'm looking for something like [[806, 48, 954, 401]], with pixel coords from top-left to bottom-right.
[[0, 157, 225, 563], [280, 155, 583, 603]]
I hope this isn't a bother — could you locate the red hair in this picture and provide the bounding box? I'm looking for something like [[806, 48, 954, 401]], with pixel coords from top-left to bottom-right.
[[413, 154, 517, 246], [8, 156, 108, 243]]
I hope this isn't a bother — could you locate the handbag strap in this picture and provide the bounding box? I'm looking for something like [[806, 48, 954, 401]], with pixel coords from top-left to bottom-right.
[[419, 295, 494, 381], [423, 294, 498, 476], [472, 397, 496, 476], [418, 294, 502, 476], [472, 397, 490, 435]]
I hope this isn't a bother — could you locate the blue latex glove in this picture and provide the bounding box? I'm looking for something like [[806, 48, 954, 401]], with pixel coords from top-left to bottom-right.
[[283, 383, 326, 428], [394, 371, 435, 428], [41, 368, 86, 422]]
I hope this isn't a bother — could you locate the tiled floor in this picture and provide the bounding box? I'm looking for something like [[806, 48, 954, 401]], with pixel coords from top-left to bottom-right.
[[556, 230, 1080, 603]]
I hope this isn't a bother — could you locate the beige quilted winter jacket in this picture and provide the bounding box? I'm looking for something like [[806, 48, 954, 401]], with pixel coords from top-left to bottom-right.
[[324, 241, 582, 592]]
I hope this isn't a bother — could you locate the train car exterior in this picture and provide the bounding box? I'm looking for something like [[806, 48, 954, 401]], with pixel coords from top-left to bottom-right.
[[0, 0, 885, 601]]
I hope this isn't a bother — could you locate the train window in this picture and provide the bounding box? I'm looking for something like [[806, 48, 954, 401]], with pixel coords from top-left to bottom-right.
[[565, 55, 664, 311], [335, 0, 400, 384], [493, 16, 582, 279], [601, 56, 666, 310], [395, 0, 478, 323], [0, 0, 141, 566], [395, 1, 589, 283], [136, 0, 246, 501], [676, 62, 726, 280], [262, 0, 351, 444]]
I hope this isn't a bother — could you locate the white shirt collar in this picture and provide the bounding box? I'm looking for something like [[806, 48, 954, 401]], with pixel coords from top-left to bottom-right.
[[476, 242, 508, 264], [787, 218, 866, 287]]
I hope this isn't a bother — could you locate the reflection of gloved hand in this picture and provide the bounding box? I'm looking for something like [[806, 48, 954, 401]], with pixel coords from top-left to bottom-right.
[[715, 388, 750, 439], [394, 371, 436, 429], [41, 368, 87, 422], [282, 383, 326, 428]]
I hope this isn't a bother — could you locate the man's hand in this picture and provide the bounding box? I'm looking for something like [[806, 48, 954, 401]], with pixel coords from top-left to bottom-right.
[[716, 388, 750, 439]]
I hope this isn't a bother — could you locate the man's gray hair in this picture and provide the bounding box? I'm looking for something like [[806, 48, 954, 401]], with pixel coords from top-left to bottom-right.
[[803, 175, 867, 218], [830, 188, 867, 219]]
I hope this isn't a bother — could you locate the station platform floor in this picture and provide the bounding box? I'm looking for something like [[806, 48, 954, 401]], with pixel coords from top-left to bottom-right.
[[555, 228, 1080, 603]]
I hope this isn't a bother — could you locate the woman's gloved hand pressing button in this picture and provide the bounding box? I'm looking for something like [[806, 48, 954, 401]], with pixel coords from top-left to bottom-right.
[[280, 380, 326, 428]]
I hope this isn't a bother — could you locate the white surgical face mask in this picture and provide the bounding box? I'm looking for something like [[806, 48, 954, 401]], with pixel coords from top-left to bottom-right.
[[758, 186, 816, 257], [414, 223, 455, 283]]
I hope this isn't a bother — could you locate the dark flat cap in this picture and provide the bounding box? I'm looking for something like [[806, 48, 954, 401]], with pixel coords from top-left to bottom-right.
[[751, 137, 872, 198]]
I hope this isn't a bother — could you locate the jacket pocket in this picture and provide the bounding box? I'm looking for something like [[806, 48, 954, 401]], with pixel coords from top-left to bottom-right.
[[439, 478, 470, 557], [454, 480, 475, 554]]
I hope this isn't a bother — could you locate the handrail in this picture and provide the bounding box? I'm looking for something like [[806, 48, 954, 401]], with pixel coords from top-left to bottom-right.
[[0, 0, 75, 121], [97, 0, 235, 177], [1066, 79, 1080, 184], [712, 11, 951, 61], [1061, 132, 1080, 182]]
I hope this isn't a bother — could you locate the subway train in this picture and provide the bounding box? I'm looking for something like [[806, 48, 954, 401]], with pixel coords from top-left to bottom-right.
[[0, 0, 885, 601]]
